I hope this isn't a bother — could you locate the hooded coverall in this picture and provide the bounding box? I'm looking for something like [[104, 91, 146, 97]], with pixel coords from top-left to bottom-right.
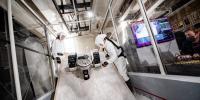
[[95, 34, 129, 81]]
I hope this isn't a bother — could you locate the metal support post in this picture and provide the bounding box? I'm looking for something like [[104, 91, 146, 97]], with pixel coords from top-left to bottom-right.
[[100, 0, 113, 32], [7, 0, 22, 100], [44, 26, 55, 89], [137, 0, 166, 75], [109, 4, 120, 44]]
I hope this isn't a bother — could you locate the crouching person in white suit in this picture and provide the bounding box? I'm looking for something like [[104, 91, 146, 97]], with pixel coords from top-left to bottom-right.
[[95, 34, 133, 92]]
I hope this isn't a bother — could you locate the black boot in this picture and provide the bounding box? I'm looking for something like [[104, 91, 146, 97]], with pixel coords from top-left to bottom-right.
[[125, 79, 133, 92], [55, 77, 58, 87]]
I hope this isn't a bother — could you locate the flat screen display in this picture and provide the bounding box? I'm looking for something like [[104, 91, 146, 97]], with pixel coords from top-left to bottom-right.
[[131, 18, 174, 48]]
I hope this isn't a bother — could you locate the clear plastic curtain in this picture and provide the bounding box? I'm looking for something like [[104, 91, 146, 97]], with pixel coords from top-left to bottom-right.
[[24, 37, 52, 98]]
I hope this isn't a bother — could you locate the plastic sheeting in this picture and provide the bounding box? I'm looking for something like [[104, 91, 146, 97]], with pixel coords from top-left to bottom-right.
[[54, 52, 136, 100], [24, 37, 52, 98], [135, 94, 151, 100]]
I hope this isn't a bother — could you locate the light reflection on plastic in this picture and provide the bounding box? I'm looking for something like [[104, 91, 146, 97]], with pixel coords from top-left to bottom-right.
[[120, 21, 128, 44], [64, 38, 76, 53]]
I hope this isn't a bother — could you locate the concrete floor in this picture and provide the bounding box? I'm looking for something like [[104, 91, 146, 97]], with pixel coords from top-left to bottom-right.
[[54, 65, 137, 100]]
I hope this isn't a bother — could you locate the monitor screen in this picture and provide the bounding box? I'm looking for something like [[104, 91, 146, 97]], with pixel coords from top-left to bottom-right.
[[131, 18, 174, 48]]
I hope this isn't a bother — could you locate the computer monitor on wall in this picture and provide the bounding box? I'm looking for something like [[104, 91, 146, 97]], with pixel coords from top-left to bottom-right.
[[131, 18, 174, 48]]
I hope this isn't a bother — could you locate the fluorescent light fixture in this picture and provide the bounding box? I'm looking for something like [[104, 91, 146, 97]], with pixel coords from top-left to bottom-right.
[[87, 11, 94, 18]]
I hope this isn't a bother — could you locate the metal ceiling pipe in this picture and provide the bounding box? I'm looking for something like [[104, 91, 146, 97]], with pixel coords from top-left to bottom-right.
[[7, 0, 22, 100], [65, 19, 92, 24], [19, 0, 56, 37], [50, 15, 117, 28], [52, 0, 69, 31], [57, 17, 118, 25], [100, 0, 113, 33], [72, 0, 80, 31], [137, 0, 166, 75]]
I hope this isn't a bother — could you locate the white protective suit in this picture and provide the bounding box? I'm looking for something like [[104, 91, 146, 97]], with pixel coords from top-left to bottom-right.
[[95, 34, 129, 81], [52, 34, 67, 77], [52, 39, 67, 56]]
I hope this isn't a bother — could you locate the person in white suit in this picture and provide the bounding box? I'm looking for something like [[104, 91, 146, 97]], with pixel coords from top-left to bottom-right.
[[95, 34, 133, 92], [52, 32, 67, 77]]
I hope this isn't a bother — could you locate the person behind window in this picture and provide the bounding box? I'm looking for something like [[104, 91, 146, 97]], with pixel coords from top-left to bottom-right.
[[181, 28, 200, 54]]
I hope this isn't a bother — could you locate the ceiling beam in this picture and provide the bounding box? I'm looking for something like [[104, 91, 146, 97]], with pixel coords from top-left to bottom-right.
[[83, 0, 87, 10], [77, 14, 80, 29], [58, 2, 91, 10], [61, 9, 88, 14], [52, 0, 69, 30], [70, 26, 89, 32], [72, 0, 79, 31], [60, 0, 64, 13]]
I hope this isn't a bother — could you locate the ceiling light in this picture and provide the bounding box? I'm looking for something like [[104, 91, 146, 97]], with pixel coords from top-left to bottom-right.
[[87, 11, 94, 18]]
